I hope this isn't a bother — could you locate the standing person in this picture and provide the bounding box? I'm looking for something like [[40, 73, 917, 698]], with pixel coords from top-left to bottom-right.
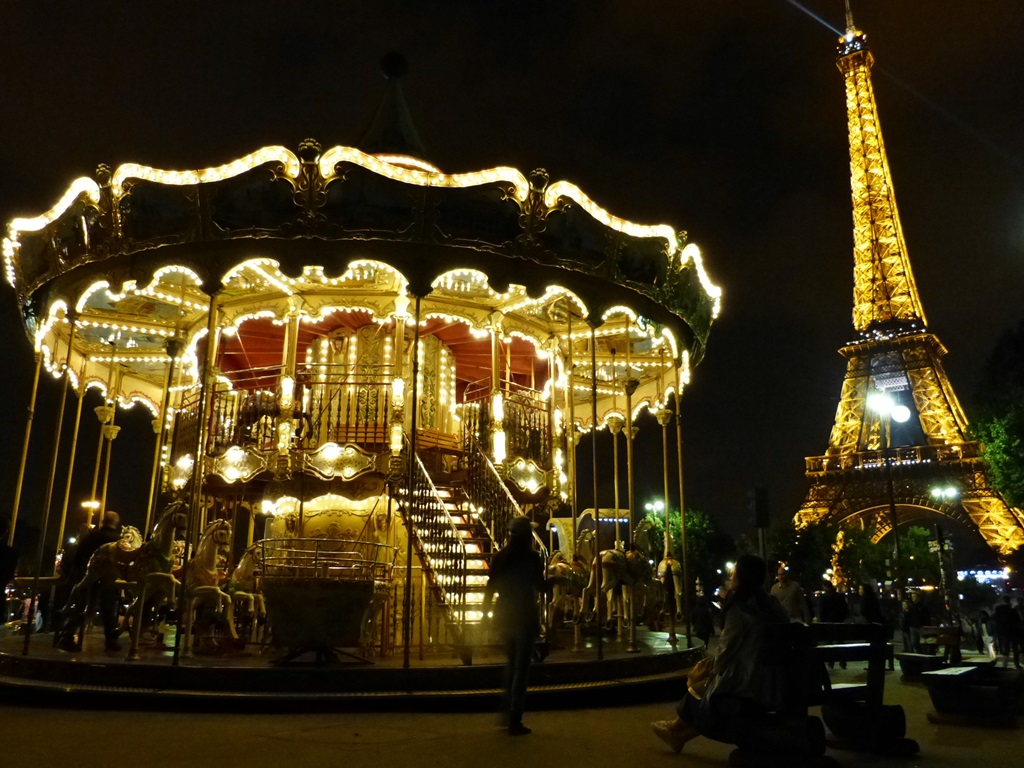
[[818, 582, 849, 669], [0, 518, 17, 592], [858, 583, 884, 625], [0, 518, 18, 623], [651, 554, 788, 752], [770, 564, 809, 623], [906, 591, 930, 653], [57, 511, 122, 651], [482, 516, 545, 736], [692, 577, 716, 649], [992, 595, 1022, 669]]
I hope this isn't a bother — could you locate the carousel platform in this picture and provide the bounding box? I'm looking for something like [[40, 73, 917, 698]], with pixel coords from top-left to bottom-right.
[[0, 626, 699, 711]]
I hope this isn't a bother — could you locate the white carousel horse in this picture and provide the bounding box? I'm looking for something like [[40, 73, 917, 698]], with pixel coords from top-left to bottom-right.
[[580, 520, 656, 626], [59, 501, 188, 652], [226, 543, 266, 643], [182, 519, 238, 653], [657, 555, 684, 620]]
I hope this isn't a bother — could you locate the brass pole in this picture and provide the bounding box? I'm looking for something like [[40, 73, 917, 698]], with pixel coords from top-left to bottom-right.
[[173, 294, 220, 665], [624, 319, 635, 536], [89, 351, 119, 522], [590, 321, 602, 660], [566, 309, 577, 551], [610, 348, 620, 549], [624, 319, 639, 654], [145, 338, 182, 534], [402, 295, 422, 670], [55, 358, 89, 554], [23, 315, 77, 654], [9, 351, 43, 545], [675, 364, 692, 647], [656, 348, 676, 644], [98, 381, 119, 515]]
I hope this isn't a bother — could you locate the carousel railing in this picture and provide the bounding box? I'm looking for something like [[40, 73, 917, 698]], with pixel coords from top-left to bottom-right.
[[172, 386, 202, 461], [461, 378, 551, 469], [260, 538, 396, 582], [395, 447, 470, 635], [204, 364, 393, 454], [466, 436, 522, 551]]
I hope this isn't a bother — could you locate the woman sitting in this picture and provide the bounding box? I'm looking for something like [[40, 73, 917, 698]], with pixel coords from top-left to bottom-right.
[[652, 553, 788, 752]]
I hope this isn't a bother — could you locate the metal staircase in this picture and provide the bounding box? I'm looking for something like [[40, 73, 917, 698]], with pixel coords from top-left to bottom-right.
[[394, 452, 489, 649], [395, 440, 547, 657]]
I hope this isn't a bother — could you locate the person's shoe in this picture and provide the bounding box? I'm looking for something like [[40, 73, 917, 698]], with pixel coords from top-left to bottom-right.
[[57, 637, 81, 653], [508, 722, 532, 736], [105, 640, 122, 652], [651, 720, 697, 753]]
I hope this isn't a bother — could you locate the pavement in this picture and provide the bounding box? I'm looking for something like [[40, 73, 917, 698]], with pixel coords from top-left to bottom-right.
[[1, 647, 1020, 768]]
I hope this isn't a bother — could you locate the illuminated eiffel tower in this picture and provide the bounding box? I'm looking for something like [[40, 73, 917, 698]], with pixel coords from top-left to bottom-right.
[[797, 8, 1024, 556]]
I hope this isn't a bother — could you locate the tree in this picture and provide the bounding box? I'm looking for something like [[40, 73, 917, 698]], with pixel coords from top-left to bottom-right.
[[971, 318, 1024, 507], [643, 507, 736, 592]]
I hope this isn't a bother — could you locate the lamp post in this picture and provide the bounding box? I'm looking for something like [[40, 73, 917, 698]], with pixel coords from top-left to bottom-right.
[[868, 391, 911, 599], [930, 485, 961, 632]]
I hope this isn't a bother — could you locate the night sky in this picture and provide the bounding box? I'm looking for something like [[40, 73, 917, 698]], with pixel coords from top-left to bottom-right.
[[2, 2, 1022, 555]]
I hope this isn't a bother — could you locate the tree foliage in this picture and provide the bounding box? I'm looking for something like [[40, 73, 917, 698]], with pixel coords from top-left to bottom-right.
[[742, 518, 944, 594], [643, 507, 736, 591], [970, 318, 1024, 507]]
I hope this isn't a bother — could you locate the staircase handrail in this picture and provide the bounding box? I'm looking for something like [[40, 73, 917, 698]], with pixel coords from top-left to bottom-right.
[[397, 445, 469, 635], [466, 436, 548, 560]]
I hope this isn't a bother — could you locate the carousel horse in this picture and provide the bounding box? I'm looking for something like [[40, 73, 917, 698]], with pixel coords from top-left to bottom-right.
[[182, 519, 239, 652], [545, 549, 589, 626], [580, 520, 657, 626], [657, 555, 684, 620], [226, 543, 266, 643], [58, 501, 188, 651]]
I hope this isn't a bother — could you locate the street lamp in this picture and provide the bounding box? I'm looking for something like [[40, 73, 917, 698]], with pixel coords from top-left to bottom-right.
[[869, 391, 911, 598]]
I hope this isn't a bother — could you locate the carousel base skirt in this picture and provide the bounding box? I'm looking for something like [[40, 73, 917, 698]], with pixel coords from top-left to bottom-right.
[[0, 625, 700, 711]]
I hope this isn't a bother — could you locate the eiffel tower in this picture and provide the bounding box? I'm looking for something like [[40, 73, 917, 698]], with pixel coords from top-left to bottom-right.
[[797, 8, 1024, 556]]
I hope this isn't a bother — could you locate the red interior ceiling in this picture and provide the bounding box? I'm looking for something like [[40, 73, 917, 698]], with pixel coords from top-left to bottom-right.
[[214, 314, 549, 394]]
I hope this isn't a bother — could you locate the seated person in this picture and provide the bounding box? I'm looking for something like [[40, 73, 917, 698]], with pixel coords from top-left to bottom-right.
[[651, 553, 788, 752]]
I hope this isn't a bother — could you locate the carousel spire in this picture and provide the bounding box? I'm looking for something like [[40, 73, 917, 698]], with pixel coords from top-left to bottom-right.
[[356, 52, 432, 164]]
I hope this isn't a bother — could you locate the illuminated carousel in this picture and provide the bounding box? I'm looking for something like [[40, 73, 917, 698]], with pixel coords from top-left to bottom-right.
[[1, 66, 720, 698]]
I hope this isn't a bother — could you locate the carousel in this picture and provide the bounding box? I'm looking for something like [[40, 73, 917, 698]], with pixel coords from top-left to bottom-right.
[[1, 65, 721, 684]]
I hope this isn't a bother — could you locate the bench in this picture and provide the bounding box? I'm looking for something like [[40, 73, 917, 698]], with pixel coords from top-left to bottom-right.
[[922, 664, 1022, 727], [810, 623, 918, 755], [724, 622, 917, 766], [895, 651, 946, 680], [920, 624, 962, 664]]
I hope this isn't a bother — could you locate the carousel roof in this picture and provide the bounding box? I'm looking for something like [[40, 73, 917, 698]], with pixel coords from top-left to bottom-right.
[[4, 145, 720, 360]]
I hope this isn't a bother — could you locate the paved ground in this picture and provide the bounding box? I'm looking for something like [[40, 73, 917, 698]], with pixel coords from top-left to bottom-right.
[[1, 660, 1019, 768]]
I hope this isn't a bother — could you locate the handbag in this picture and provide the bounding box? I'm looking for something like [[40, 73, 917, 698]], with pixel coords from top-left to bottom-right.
[[686, 655, 716, 698]]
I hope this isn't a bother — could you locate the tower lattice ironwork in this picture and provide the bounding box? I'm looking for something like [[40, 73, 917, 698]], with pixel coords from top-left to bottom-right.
[[797, 12, 1024, 555]]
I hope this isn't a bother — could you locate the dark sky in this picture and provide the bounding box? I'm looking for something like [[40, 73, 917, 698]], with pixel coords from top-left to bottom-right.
[[2, 1, 1023, 548]]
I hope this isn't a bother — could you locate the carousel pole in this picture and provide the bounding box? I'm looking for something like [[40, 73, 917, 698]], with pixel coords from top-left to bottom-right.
[[55, 357, 89, 557], [624, 318, 640, 654], [566, 309, 577, 549], [675, 363, 692, 647], [173, 293, 221, 665], [590, 320, 602, 661], [9, 351, 43, 546], [98, 363, 121, 516], [609, 349, 621, 550], [655, 347, 676, 645], [88, 345, 118, 524], [565, 309, 583, 653], [23, 312, 77, 655], [145, 337, 182, 535], [402, 295, 422, 670], [607, 349, 625, 643]]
